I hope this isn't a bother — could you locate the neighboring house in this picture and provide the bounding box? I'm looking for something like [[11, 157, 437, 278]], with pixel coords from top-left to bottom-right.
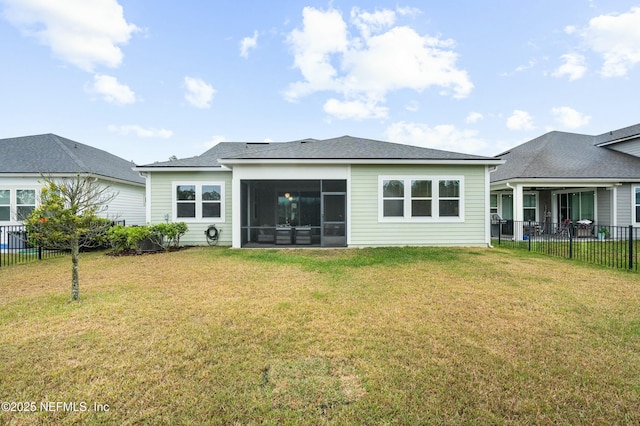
[[0, 134, 146, 228], [490, 123, 640, 234], [134, 136, 503, 248]]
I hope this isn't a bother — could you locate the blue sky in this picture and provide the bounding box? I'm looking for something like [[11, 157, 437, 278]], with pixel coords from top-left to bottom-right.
[[1, 0, 640, 165]]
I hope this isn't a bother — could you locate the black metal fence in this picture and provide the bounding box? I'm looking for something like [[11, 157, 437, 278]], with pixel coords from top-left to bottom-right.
[[492, 220, 639, 272], [0, 225, 68, 267]]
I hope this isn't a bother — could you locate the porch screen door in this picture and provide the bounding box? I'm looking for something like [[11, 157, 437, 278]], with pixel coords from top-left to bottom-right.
[[321, 193, 346, 247]]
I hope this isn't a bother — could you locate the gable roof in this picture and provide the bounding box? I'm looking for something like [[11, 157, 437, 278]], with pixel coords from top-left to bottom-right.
[[137, 135, 500, 170], [491, 130, 640, 183], [594, 123, 640, 146], [0, 134, 144, 185]]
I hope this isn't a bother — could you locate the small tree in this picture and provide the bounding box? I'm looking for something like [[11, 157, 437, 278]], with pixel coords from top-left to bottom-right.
[[25, 174, 117, 301]]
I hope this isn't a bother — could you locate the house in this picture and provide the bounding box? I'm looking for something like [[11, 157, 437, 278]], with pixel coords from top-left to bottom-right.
[[0, 134, 146, 227], [134, 136, 503, 248], [490, 123, 640, 236]]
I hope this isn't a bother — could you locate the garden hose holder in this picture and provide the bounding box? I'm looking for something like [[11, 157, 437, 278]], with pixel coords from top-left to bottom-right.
[[204, 225, 220, 246]]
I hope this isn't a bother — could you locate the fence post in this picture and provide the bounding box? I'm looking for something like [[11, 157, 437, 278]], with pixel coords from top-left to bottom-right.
[[569, 222, 574, 259], [527, 221, 532, 251], [629, 225, 634, 270]]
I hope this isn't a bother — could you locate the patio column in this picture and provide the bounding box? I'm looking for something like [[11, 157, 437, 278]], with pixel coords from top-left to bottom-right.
[[512, 183, 524, 240]]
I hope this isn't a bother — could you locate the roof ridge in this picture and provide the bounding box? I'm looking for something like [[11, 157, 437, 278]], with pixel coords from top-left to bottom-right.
[[51, 134, 89, 172]]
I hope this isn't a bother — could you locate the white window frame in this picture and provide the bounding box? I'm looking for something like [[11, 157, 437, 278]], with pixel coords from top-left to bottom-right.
[[0, 187, 40, 223], [633, 186, 640, 225], [522, 191, 539, 222], [172, 181, 225, 223], [378, 176, 464, 223]]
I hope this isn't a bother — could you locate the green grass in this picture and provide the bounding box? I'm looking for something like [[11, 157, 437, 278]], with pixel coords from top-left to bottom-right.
[[1, 247, 639, 425]]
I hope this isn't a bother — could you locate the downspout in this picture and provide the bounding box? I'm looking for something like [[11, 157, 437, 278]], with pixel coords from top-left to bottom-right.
[[487, 166, 497, 248]]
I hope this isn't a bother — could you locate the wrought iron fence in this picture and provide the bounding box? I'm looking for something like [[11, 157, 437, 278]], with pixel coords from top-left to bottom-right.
[[492, 220, 639, 272], [0, 224, 68, 267]]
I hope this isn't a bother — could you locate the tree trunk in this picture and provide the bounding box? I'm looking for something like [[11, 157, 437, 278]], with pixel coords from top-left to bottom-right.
[[71, 239, 80, 301]]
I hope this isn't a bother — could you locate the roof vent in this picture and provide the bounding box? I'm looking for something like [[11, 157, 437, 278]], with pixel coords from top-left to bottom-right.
[[169, 155, 178, 161]]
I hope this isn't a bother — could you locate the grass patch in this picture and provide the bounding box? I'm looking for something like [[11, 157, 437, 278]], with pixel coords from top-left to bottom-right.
[[0, 247, 639, 424]]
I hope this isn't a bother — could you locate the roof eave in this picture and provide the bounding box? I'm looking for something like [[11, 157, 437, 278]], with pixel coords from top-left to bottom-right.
[[133, 166, 231, 172], [219, 158, 504, 166]]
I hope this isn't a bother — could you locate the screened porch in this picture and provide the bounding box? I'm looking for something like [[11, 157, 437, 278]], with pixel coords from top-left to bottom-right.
[[240, 179, 347, 247]]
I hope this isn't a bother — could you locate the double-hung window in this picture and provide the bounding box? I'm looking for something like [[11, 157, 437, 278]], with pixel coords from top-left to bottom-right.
[[16, 189, 36, 220], [174, 182, 224, 222], [0, 190, 9, 221], [379, 176, 463, 222]]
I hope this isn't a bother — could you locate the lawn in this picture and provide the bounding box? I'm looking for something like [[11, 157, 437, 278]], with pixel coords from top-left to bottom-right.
[[1, 247, 639, 425]]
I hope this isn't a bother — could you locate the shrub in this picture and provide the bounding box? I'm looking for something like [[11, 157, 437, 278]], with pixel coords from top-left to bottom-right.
[[150, 222, 188, 250], [107, 222, 188, 254]]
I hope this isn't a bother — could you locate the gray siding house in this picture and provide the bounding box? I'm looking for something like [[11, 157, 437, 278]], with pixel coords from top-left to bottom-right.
[[0, 134, 146, 229], [135, 136, 503, 248], [491, 123, 640, 236]]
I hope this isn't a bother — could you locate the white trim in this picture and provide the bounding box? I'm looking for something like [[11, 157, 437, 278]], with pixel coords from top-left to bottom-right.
[[346, 165, 352, 246], [221, 158, 503, 166], [378, 175, 465, 223], [0, 172, 144, 187], [632, 185, 640, 226], [133, 166, 231, 173], [172, 181, 225, 223], [143, 172, 151, 223]]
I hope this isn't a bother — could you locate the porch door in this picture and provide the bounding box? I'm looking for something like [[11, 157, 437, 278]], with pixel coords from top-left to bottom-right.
[[321, 193, 346, 247]]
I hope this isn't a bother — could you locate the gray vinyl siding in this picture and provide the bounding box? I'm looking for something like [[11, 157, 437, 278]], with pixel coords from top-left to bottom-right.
[[106, 182, 146, 226], [616, 184, 632, 226], [608, 140, 640, 158], [149, 171, 233, 246], [596, 187, 612, 226], [349, 164, 488, 247]]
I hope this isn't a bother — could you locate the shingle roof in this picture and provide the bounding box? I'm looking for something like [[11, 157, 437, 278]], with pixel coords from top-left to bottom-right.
[[594, 123, 640, 146], [491, 130, 640, 183], [0, 134, 144, 184], [139, 135, 496, 168]]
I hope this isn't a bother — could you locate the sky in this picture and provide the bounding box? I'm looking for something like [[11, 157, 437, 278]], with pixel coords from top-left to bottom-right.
[[1, 0, 640, 165]]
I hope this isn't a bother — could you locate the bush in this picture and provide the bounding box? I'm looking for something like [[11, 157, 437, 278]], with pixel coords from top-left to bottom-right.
[[150, 222, 188, 250], [107, 222, 188, 254]]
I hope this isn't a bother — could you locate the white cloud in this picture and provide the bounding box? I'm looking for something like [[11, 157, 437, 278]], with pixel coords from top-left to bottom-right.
[[87, 74, 136, 105], [580, 6, 640, 77], [108, 124, 173, 139], [323, 98, 388, 120], [551, 106, 591, 129], [240, 30, 258, 58], [552, 53, 587, 81], [2, 0, 138, 71], [385, 121, 488, 154], [184, 76, 215, 109], [506, 110, 534, 131], [466, 112, 484, 124], [285, 6, 473, 120]]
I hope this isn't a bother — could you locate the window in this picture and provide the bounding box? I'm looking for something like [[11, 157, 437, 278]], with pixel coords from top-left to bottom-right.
[[439, 180, 460, 217], [490, 194, 498, 215], [379, 176, 463, 222], [0, 190, 9, 221], [382, 179, 404, 217], [523, 193, 537, 222], [174, 182, 224, 221], [16, 189, 36, 220], [411, 180, 432, 217], [635, 187, 640, 224]]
